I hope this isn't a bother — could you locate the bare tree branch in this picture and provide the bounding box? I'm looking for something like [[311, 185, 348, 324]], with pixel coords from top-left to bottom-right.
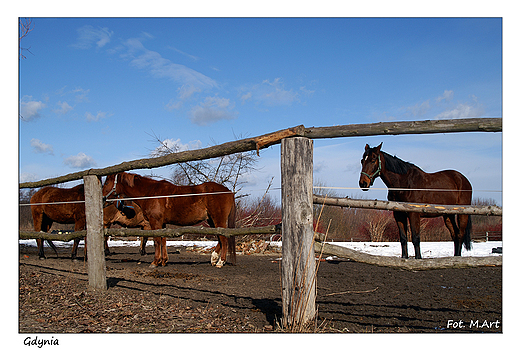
[[148, 132, 258, 196], [19, 18, 34, 60]]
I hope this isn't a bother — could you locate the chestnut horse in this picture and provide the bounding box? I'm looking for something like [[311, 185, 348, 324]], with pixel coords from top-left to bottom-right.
[[359, 143, 472, 259], [31, 185, 85, 260], [30, 184, 150, 259], [102, 172, 236, 268]]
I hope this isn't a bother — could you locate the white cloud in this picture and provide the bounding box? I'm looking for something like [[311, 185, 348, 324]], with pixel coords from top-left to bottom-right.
[[434, 103, 485, 119], [389, 90, 486, 121], [85, 111, 107, 122], [124, 37, 217, 90], [20, 97, 45, 121], [239, 78, 300, 106], [30, 139, 54, 155], [166, 85, 202, 110], [20, 172, 39, 183], [168, 45, 200, 61], [63, 153, 96, 168], [436, 90, 454, 103], [189, 96, 237, 126], [73, 25, 113, 49], [240, 92, 252, 104], [71, 87, 90, 103], [53, 101, 73, 115], [403, 100, 431, 117]]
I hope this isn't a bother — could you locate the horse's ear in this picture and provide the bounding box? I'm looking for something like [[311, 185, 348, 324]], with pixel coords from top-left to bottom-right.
[[365, 144, 370, 151], [126, 173, 135, 187], [120, 172, 134, 187], [376, 142, 383, 151]]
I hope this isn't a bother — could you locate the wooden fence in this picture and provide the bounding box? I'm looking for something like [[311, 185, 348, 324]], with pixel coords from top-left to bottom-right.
[[19, 117, 502, 330]]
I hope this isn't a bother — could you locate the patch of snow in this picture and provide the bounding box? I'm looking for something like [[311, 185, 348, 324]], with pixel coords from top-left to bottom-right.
[[270, 241, 502, 258], [18, 239, 501, 258]]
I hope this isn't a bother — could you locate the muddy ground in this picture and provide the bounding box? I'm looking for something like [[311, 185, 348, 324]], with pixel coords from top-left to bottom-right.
[[19, 241, 502, 333]]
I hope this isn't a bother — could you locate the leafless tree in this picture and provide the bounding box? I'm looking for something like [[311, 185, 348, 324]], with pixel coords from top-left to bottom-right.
[[19, 18, 34, 60], [149, 132, 258, 196]]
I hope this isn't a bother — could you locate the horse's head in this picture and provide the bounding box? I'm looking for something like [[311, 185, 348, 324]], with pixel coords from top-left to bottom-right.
[[103, 173, 117, 198], [102, 172, 133, 199], [359, 142, 383, 191]]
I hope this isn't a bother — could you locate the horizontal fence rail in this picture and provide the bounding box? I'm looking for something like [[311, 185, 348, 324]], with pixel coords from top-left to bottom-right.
[[19, 224, 282, 242], [19, 118, 501, 189], [314, 241, 502, 271], [313, 195, 502, 216]]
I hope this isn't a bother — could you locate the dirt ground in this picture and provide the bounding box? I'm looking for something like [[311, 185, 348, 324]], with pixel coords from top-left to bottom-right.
[[19, 241, 502, 333]]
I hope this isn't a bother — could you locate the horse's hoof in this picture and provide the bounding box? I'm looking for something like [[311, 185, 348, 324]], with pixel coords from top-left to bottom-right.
[[140, 250, 146, 256], [211, 251, 219, 266], [149, 263, 158, 269], [39, 256, 46, 260]]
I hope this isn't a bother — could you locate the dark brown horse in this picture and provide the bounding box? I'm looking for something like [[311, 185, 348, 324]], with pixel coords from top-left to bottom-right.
[[30, 184, 150, 259], [359, 143, 472, 258], [102, 172, 236, 268]]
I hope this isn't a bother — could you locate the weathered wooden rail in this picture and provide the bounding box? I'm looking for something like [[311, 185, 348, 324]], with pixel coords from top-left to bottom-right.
[[314, 241, 502, 271], [19, 117, 502, 330], [19, 224, 281, 241], [313, 195, 502, 216], [19, 118, 501, 189]]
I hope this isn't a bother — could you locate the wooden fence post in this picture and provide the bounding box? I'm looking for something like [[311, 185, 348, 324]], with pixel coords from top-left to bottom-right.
[[281, 137, 316, 330], [84, 175, 107, 291]]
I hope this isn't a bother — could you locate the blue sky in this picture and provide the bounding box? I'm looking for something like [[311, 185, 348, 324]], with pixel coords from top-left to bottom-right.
[[18, 17, 502, 204]]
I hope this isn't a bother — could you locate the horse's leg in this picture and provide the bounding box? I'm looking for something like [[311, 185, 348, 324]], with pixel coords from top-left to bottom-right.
[[36, 239, 45, 260], [160, 237, 168, 267], [71, 238, 80, 260], [140, 237, 148, 255], [151, 237, 162, 268], [207, 217, 221, 266], [211, 239, 221, 266], [458, 214, 472, 253], [35, 215, 51, 259], [146, 218, 162, 268], [37, 217, 50, 259], [104, 236, 110, 255], [408, 213, 422, 259], [32, 206, 44, 259], [394, 212, 409, 259], [216, 236, 228, 268], [72, 219, 86, 260], [443, 214, 460, 256]]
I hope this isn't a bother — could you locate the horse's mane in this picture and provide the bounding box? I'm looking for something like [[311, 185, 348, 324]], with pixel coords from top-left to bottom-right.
[[130, 173, 173, 187], [381, 151, 421, 175]]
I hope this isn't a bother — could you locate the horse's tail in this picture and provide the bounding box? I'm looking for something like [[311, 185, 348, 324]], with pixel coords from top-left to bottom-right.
[[227, 200, 237, 265], [463, 215, 472, 251], [46, 239, 59, 257]]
